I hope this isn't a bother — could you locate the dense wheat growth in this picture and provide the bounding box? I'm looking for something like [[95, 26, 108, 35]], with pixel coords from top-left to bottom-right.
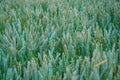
[[0, 0, 120, 80]]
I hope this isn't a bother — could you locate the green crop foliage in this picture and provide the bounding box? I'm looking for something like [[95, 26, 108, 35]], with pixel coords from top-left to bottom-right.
[[0, 0, 120, 80]]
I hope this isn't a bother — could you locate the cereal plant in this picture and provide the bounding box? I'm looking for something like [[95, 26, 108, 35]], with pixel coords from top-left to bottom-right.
[[0, 0, 120, 80]]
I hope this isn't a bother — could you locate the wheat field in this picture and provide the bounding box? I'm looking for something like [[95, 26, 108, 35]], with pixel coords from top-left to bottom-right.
[[0, 0, 120, 80]]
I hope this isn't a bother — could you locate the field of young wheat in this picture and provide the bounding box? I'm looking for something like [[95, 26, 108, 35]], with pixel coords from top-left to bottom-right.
[[0, 0, 120, 80]]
